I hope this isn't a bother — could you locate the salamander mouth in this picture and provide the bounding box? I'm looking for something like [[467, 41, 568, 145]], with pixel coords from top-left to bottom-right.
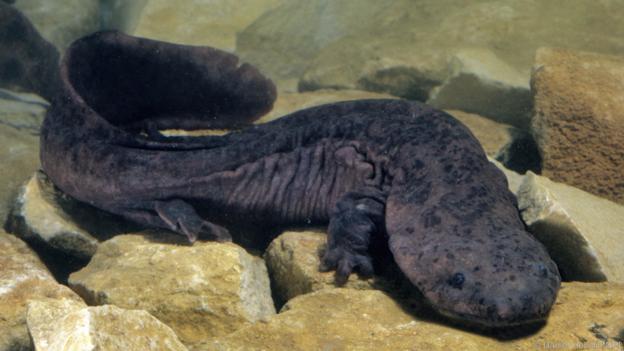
[[432, 304, 548, 329]]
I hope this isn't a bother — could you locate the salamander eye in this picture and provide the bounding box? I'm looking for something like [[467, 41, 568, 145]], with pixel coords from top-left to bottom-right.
[[448, 272, 465, 289], [536, 263, 549, 278]]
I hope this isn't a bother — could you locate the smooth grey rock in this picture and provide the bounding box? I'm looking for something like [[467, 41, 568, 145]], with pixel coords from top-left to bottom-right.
[[517, 172, 624, 282]]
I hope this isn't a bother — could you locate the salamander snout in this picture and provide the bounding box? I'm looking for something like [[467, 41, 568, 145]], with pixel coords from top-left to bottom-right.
[[419, 231, 561, 328]]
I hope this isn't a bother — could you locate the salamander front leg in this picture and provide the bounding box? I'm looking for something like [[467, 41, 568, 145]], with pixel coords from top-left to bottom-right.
[[320, 188, 386, 285], [154, 199, 231, 243]]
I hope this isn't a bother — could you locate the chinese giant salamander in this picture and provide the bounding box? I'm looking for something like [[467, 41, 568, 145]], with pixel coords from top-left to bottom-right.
[[40, 31, 560, 328]]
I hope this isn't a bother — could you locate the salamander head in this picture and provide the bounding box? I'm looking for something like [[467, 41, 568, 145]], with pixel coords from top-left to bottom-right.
[[390, 227, 561, 328], [417, 229, 560, 327]]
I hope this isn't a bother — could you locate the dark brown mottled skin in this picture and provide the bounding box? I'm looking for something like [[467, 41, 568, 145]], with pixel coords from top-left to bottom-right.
[[41, 31, 560, 328]]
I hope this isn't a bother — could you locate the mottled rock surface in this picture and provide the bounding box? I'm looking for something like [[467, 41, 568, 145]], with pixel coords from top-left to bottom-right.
[[239, 0, 624, 124], [0, 90, 46, 223], [28, 303, 188, 351], [0, 231, 83, 351], [517, 172, 624, 283], [13, 0, 100, 51], [200, 283, 624, 351], [531, 47, 624, 205], [132, 0, 284, 52], [68, 233, 275, 347]]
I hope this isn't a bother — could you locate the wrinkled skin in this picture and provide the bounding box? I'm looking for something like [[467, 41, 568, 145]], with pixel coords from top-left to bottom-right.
[[41, 31, 561, 328]]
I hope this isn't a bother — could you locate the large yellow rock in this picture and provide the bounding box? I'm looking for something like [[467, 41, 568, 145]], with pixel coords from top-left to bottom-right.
[[200, 283, 624, 351], [0, 231, 83, 351], [68, 233, 275, 348], [28, 303, 188, 351], [531, 47, 624, 205]]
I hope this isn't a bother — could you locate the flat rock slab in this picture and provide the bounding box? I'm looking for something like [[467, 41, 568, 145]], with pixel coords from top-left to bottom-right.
[[27, 302, 188, 351], [68, 233, 275, 348], [517, 172, 624, 283], [531, 47, 624, 205], [200, 283, 624, 351], [0, 231, 83, 351]]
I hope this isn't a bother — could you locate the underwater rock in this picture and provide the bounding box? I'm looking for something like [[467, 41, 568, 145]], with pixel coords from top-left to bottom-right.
[[237, 0, 392, 91], [428, 49, 532, 129], [517, 172, 624, 283], [531, 47, 624, 206], [199, 283, 624, 351], [13, 0, 100, 51], [0, 4, 60, 100], [130, 0, 284, 52], [0, 89, 46, 226], [264, 230, 385, 303], [447, 110, 540, 173], [6, 171, 138, 260], [489, 158, 526, 195], [0, 230, 83, 351], [99, 0, 148, 34], [28, 303, 188, 351], [7, 171, 99, 259], [239, 0, 624, 123], [68, 233, 275, 348]]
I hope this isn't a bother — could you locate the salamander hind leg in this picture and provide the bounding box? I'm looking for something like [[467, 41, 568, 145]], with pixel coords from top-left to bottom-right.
[[320, 188, 386, 285], [154, 199, 231, 243]]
